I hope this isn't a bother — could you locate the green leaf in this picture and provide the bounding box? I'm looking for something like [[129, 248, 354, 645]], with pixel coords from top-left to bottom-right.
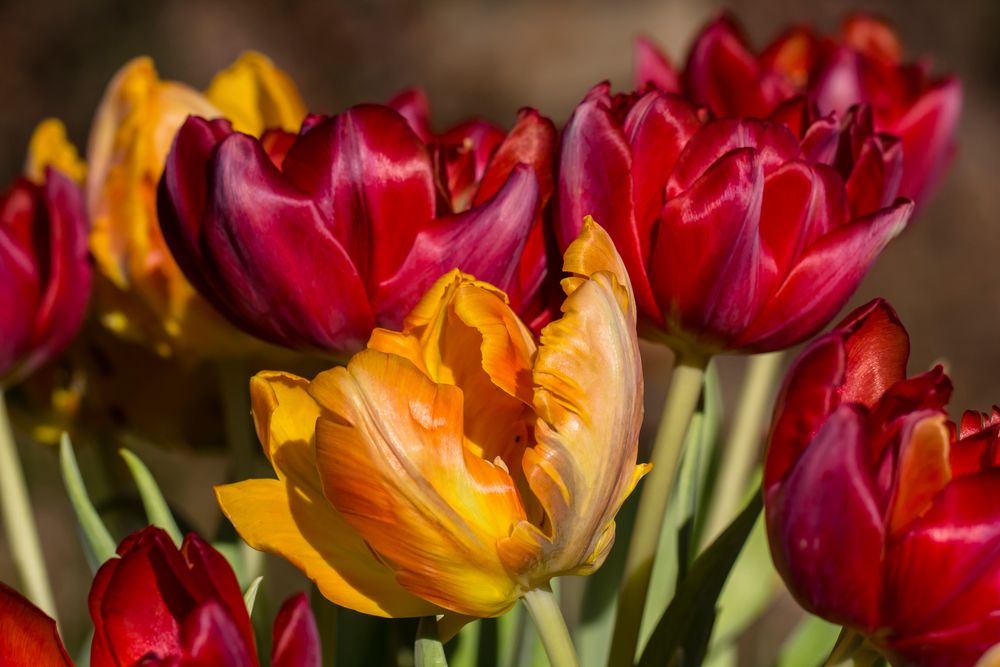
[[119, 448, 182, 545], [59, 433, 116, 571], [243, 575, 263, 616], [416, 617, 450, 667], [774, 614, 841, 667], [637, 491, 763, 667]]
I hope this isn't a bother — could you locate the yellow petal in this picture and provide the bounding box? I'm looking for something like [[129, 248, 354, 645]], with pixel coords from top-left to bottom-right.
[[24, 119, 86, 185], [220, 371, 438, 617], [887, 413, 952, 538], [498, 220, 647, 584], [205, 51, 306, 136], [310, 350, 526, 616]]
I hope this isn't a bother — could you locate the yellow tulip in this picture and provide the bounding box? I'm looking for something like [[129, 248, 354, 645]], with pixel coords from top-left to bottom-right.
[[86, 53, 306, 358], [217, 219, 648, 617]]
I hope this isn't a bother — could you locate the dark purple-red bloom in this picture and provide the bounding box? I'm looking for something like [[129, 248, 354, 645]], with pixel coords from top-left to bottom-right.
[[635, 12, 962, 206], [558, 82, 912, 357], [159, 102, 550, 355], [0, 168, 90, 385], [765, 299, 1000, 667]]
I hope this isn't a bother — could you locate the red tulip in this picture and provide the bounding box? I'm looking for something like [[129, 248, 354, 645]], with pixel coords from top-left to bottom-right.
[[0, 168, 90, 385], [765, 299, 1000, 667], [636, 12, 962, 205], [557, 82, 911, 356], [159, 102, 546, 355], [0, 527, 320, 666]]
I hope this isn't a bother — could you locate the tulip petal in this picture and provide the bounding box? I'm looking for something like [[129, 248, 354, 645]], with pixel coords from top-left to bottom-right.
[[178, 601, 254, 667], [387, 88, 433, 143], [558, 85, 662, 325], [204, 51, 307, 136], [767, 404, 883, 631], [885, 413, 952, 538], [372, 164, 538, 329], [203, 133, 376, 353], [280, 106, 436, 289], [217, 372, 437, 618], [735, 199, 912, 352], [499, 222, 647, 582], [0, 582, 72, 667], [0, 181, 41, 375], [436, 119, 506, 210], [651, 148, 765, 347], [891, 78, 962, 204], [272, 593, 321, 667], [310, 350, 526, 616], [634, 35, 680, 92]]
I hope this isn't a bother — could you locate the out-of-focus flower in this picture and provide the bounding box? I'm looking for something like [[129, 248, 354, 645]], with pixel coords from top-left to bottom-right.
[[86, 53, 306, 358], [217, 221, 646, 616], [388, 88, 560, 332], [558, 83, 911, 357], [765, 299, 1000, 667], [0, 122, 90, 385], [159, 101, 543, 357], [0, 527, 320, 666], [635, 12, 961, 205]]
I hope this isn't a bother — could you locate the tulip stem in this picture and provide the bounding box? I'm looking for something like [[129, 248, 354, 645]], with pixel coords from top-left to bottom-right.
[[698, 351, 784, 551], [824, 629, 881, 666], [522, 586, 579, 667], [608, 353, 708, 667], [0, 388, 59, 622]]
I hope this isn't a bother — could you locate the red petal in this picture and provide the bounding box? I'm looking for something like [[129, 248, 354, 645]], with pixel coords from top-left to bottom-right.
[[0, 180, 43, 376], [272, 593, 321, 667], [891, 78, 962, 205], [735, 199, 912, 352], [387, 87, 433, 143], [177, 601, 254, 667], [812, 48, 865, 118], [634, 35, 680, 92], [766, 405, 884, 632], [0, 582, 72, 667], [281, 105, 436, 290], [650, 148, 764, 347]]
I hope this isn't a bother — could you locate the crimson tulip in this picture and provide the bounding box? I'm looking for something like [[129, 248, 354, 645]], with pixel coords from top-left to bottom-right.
[[635, 12, 961, 205], [159, 102, 545, 355], [765, 299, 1000, 667], [0, 167, 90, 386], [557, 82, 912, 357]]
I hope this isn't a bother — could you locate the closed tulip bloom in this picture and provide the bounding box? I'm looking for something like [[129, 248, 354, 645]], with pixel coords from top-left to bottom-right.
[[765, 299, 1000, 667], [87, 53, 306, 357], [159, 101, 543, 357], [0, 122, 90, 385], [635, 12, 961, 205], [558, 83, 912, 357], [216, 221, 646, 616], [388, 88, 560, 331]]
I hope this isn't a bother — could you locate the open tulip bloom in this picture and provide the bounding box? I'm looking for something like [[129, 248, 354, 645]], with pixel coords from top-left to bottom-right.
[[765, 299, 1000, 666]]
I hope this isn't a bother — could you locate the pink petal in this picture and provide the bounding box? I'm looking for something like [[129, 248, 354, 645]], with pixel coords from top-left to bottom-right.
[[634, 35, 680, 92]]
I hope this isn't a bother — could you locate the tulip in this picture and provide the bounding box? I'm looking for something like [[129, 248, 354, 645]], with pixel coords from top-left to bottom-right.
[[388, 88, 560, 331], [0, 122, 90, 386], [0, 527, 321, 666], [765, 299, 1000, 667], [86, 53, 306, 358], [159, 100, 544, 356], [216, 220, 645, 628], [635, 12, 961, 205], [558, 82, 912, 358]]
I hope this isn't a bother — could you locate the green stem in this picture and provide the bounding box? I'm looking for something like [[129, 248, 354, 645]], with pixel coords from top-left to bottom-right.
[[824, 629, 880, 666], [522, 586, 579, 667], [415, 616, 449, 667], [0, 388, 58, 622], [698, 351, 784, 551], [608, 354, 708, 667]]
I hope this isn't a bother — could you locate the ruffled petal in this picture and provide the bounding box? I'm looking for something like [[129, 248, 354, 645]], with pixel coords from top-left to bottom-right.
[[0, 582, 72, 667]]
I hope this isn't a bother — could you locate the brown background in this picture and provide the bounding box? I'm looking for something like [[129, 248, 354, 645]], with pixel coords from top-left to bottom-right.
[[0, 0, 997, 662]]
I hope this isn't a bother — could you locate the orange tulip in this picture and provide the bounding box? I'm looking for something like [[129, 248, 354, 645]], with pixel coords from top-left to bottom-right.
[[217, 220, 647, 617], [86, 53, 305, 358]]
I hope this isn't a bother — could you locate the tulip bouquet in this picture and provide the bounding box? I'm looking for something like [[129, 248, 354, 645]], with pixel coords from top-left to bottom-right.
[[0, 9, 987, 667]]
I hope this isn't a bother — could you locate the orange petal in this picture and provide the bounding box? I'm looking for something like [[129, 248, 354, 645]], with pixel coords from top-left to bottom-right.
[[310, 350, 526, 616], [221, 371, 436, 618], [887, 413, 952, 538], [498, 220, 647, 583]]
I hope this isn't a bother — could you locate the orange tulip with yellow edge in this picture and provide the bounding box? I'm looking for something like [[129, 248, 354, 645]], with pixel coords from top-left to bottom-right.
[[216, 219, 648, 618], [86, 52, 306, 357]]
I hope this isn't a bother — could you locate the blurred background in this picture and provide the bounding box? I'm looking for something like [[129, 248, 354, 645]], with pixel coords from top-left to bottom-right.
[[0, 0, 996, 663]]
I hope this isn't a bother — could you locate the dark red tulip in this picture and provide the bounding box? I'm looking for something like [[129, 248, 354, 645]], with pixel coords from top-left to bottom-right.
[[636, 12, 962, 205], [0, 168, 90, 385], [557, 82, 911, 356], [159, 102, 547, 355], [0, 527, 320, 666], [0, 581, 72, 666], [765, 299, 1000, 667]]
